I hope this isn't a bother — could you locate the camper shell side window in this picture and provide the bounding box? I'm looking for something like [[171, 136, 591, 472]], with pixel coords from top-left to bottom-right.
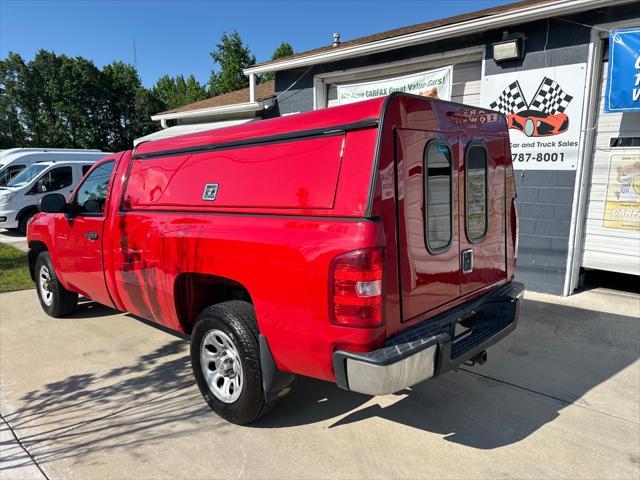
[[423, 140, 453, 254], [465, 141, 489, 243]]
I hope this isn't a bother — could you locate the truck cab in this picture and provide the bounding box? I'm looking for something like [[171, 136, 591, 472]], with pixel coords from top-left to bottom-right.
[[27, 93, 523, 424]]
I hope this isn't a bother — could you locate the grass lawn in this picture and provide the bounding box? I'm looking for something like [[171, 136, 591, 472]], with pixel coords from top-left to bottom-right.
[[0, 243, 33, 293]]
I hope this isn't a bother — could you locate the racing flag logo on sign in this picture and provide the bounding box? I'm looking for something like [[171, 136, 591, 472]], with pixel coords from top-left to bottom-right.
[[490, 81, 527, 115], [490, 76, 573, 137]]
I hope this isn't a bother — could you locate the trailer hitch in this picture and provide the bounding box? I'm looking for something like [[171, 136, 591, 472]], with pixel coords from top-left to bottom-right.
[[463, 350, 488, 367]]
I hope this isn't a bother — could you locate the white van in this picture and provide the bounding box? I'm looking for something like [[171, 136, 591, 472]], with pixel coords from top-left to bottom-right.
[[0, 148, 108, 187], [0, 160, 101, 233]]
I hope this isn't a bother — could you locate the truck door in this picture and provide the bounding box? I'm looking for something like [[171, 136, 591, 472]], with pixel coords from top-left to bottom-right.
[[53, 159, 117, 307], [396, 129, 460, 322], [458, 137, 507, 295]]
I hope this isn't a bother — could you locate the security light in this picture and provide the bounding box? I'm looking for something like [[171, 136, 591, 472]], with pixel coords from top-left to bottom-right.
[[493, 38, 522, 62]]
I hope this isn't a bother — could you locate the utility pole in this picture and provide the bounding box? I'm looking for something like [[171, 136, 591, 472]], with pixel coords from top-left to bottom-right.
[[133, 39, 138, 69]]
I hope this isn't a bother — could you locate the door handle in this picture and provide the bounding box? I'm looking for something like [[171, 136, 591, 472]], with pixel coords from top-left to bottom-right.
[[462, 249, 473, 274], [85, 231, 99, 241]]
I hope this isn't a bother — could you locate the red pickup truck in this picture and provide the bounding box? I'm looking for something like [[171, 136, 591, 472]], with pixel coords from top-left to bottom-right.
[[27, 93, 523, 424]]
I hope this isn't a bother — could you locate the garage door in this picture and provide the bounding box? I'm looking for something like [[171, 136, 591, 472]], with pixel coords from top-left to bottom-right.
[[581, 57, 640, 276], [326, 58, 482, 108]]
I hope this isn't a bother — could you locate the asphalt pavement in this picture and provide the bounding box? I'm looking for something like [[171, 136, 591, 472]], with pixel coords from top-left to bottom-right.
[[1, 287, 638, 479]]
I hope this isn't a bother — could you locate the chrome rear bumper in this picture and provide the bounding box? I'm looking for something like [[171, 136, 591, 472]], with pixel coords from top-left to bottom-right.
[[333, 281, 525, 396]]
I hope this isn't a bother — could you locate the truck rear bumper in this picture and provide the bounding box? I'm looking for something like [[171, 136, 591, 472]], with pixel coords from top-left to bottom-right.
[[333, 281, 525, 395]]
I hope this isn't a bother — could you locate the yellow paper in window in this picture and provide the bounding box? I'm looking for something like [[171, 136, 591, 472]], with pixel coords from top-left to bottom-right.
[[603, 152, 640, 231]]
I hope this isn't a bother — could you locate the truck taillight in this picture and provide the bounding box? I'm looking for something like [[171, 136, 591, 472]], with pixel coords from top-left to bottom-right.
[[329, 248, 384, 328]]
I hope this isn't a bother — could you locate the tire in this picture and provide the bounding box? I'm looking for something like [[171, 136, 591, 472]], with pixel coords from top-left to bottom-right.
[[191, 300, 275, 425], [35, 252, 78, 317], [17, 210, 36, 235]]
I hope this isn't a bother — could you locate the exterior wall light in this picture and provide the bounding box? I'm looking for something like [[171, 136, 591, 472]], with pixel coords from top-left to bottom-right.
[[493, 38, 523, 62]]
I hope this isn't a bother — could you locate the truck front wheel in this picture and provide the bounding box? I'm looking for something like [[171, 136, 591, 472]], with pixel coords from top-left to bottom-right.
[[190, 301, 274, 425], [35, 252, 78, 317]]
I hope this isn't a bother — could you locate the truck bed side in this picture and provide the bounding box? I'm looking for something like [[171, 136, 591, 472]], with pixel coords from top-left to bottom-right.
[[103, 128, 384, 381]]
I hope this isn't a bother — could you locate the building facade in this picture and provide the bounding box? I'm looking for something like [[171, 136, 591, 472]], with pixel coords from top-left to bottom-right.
[[150, 0, 640, 295]]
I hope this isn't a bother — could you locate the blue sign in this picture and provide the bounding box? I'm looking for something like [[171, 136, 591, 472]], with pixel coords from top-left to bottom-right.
[[605, 28, 640, 113]]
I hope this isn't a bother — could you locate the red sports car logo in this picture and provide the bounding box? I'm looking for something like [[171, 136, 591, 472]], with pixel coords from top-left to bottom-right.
[[506, 110, 569, 137], [490, 77, 573, 138]]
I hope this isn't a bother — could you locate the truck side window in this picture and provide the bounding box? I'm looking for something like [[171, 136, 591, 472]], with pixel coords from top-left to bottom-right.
[[465, 143, 488, 242], [36, 166, 73, 193], [73, 161, 115, 215], [82, 165, 93, 176], [424, 142, 452, 253]]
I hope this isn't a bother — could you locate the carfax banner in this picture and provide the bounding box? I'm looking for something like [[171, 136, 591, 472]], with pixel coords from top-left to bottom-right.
[[337, 66, 452, 105], [481, 63, 587, 170], [605, 28, 640, 113]]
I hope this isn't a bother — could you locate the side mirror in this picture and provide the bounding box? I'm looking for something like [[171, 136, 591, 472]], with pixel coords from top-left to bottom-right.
[[38, 193, 68, 213]]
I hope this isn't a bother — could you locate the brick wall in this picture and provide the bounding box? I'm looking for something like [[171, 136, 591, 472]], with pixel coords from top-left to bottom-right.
[[515, 171, 575, 294]]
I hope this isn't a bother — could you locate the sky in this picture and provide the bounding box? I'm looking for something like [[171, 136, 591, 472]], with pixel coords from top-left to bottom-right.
[[0, 0, 513, 88]]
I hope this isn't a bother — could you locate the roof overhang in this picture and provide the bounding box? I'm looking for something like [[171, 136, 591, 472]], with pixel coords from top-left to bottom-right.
[[244, 0, 632, 75], [150, 97, 275, 122]]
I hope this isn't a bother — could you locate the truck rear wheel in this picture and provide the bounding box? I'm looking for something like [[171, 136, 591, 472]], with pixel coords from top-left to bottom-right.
[[190, 301, 274, 425], [35, 252, 78, 317]]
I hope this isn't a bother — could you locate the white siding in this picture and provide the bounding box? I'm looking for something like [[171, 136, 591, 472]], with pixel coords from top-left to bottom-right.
[[450, 60, 482, 106], [327, 60, 482, 107], [581, 61, 640, 276]]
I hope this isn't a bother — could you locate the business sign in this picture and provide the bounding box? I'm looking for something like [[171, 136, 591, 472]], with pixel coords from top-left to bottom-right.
[[603, 150, 640, 231], [605, 28, 640, 113], [481, 63, 587, 170], [336, 66, 452, 105]]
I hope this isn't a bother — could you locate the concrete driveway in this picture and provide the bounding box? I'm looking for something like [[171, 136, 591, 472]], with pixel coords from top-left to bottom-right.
[[1, 287, 638, 480], [0, 229, 27, 252]]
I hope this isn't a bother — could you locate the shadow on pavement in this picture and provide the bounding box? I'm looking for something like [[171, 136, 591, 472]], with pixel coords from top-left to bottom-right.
[[2, 339, 202, 470], [578, 269, 640, 295], [0, 229, 25, 239], [250, 296, 639, 448], [1, 296, 638, 471], [64, 298, 121, 319]]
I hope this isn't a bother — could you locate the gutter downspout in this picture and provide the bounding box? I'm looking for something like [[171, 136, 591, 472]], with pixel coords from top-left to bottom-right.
[[249, 73, 256, 104], [563, 31, 601, 296]]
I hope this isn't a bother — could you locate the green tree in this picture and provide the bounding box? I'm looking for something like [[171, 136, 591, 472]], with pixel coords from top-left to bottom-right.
[[1, 50, 108, 149], [102, 61, 142, 150], [153, 74, 208, 110], [208, 31, 256, 95], [260, 42, 294, 83], [0, 53, 28, 147], [57, 55, 109, 148], [0, 50, 161, 151], [131, 87, 164, 142], [20, 50, 68, 147]]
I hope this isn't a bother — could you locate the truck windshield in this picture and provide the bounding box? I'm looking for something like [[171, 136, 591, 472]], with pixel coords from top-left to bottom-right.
[[7, 164, 47, 188]]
